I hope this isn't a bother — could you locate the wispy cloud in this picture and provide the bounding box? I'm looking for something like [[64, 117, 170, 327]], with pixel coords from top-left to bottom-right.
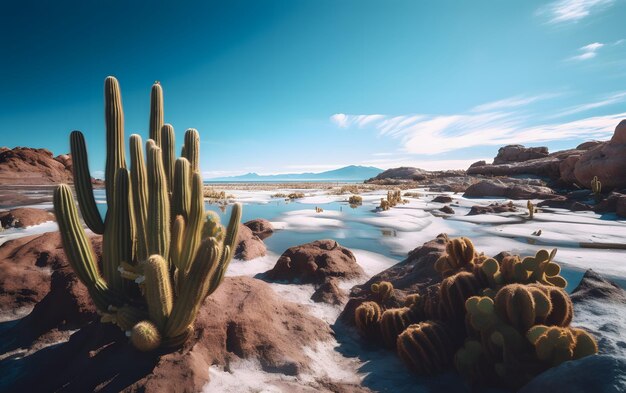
[[330, 114, 385, 128], [472, 94, 560, 112], [331, 111, 625, 155], [569, 42, 605, 61], [553, 91, 626, 117], [540, 0, 616, 24], [360, 157, 490, 171]]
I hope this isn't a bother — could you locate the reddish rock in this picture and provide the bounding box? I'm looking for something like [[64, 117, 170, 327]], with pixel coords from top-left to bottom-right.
[[0, 276, 336, 393], [311, 278, 347, 305], [0, 147, 73, 185], [265, 240, 364, 284], [463, 180, 555, 199], [339, 234, 448, 326], [574, 119, 626, 189], [467, 201, 517, 215], [234, 223, 267, 261], [559, 154, 581, 185], [243, 218, 274, 240], [439, 205, 455, 214], [0, 207, 55, 229], [492, 145, 549, 165], [432, 195, 452, 203], [617, 196, 626, 218]]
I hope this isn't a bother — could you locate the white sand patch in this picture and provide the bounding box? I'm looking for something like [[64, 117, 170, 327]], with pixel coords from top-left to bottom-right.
[[278, 210, 345, 232], [447, 215, 525, 225], [226, 252, 280, 278], [351, 249, 399, 278], [205, 340, 362, 393], [297, 195, 346, 204], [0, 221, 58, 246]]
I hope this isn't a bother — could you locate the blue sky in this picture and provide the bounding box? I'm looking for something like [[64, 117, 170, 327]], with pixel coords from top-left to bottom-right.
[[1, 0, 625, 178]]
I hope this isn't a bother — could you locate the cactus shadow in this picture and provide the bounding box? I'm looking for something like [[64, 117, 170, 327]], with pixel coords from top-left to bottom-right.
[[0, 322, 161, 393]]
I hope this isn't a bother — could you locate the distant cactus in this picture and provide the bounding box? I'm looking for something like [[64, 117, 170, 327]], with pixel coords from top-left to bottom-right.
[[53, 77, 242, 351], [397, 321, 458, 375], [315, 206, 324, 213], [527, 200, 535, 219], [348, 194, 363, 206], [591, 175, 602, 201]]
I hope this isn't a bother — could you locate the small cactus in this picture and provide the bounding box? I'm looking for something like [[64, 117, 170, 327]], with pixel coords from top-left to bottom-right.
[[526, 325, 598, 367], [591, 175, 602, 201], [434, 237, 476, 276], [440, 271, 485, 322], [522, 249, 567, 288], [527, 200, 535, 219], [397, 321, 458, 375], [355, 301, 382, 341], [348, 194, 363, 206], [380, 307, 414, 348], [371, 281, 394, 303]]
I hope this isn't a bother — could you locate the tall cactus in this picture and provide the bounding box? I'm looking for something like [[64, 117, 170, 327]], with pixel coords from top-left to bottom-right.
[[53, 76, 242, 351]]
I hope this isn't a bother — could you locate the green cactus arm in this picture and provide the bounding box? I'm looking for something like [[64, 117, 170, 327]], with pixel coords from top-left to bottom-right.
[[172, 158, 191, 220], [144, 255, 174, 331], [69, 130, 105, 234], [53, 184, 123, 311], [102, 168, 133, 292], [161, 124, 175, 192], [178, 171, 205, 276], [149, 82, 164, 146], [130, 134, 149, 262], [171, 215, 185, 272], [165, 237, 221, 338], [182, 128, 200, 173], [208, 203, 242, 291], [146, 144, 171, 261], [104, 76, 127, 207]]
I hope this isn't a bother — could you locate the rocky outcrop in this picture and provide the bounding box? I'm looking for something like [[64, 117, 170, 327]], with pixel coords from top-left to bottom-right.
[[0, 208, 55, 229], [0, 276, 345, 393], [431, 195, 452, 203], [264, 240, 363, 284], [463, 180, 555, 199], [493, 145, 549, 165], [368, 167, 465, 182], [574, 119, 626, 189], [311, 278, 347, 305], [339, 234, 447, 326], [467, 155, 562, 178], [243, 218, 274, 240], [0, 147, 73, 185], [467, 201, 517, 215], [234, 223, 267, 261], [0, 232, 101, 315]]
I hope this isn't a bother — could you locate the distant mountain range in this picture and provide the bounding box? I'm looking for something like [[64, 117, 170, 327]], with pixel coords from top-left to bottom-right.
[[207, 165, 384, 181]]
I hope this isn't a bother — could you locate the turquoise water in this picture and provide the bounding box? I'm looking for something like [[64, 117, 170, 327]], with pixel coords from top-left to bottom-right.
[[92, 189, 621, 292]]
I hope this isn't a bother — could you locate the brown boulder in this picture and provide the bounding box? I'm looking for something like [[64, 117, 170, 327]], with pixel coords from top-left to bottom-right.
[[559, 154, 581, 185], [243, 218, 274, 240], [617, 196, 626, 218], [311, 278, 347, 305], [463, 180, 555, 199], [432, 195, 452, 203], [0, 232, 100, 314], [439, 205, 455, 214], [467, 201, 517, 215], [0, 207, 55, 229], [574, 119, 626, 189], [0, 147, 73, 185], [1, 276, 336, 393], [339, 234, 447, 326], [492, 145, 549, 165], [234, 223, 267, 261], [265, 240, 364, 284]]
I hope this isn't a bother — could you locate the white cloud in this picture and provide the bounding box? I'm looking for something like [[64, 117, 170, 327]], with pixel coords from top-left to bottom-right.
[[472, 94, 559, 112], [330, 114, 386, 129], [569, 42, 605, 61], [360, 157, 489, 171], [541, 0, 616, 24], [331, 112, 626, 155], [553, 92, 626, 117]]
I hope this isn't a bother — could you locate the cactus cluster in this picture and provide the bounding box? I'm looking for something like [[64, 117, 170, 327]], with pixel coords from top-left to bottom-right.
[[353, 236, 597, 389], [54, 76, 242, 351], [378, 190, 404, 211], [348, 194, 363, 207]]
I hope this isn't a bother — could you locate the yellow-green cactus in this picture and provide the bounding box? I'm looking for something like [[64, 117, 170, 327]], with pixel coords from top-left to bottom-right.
[[527, 325, 598, 367], [355, 301, 382, 341], [380, 307, 414, 348], [434, 237, 476, 276], [371, 281, 394, 303], [522, 249, 567, 288], [527, 200, 535, 219], [53, 76, 242, 352]]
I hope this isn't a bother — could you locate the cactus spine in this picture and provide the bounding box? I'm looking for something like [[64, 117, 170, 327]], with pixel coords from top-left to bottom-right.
[[53, 76, 241, 351]]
